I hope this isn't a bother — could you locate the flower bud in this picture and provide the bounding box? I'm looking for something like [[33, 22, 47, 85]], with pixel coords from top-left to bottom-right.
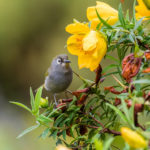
[[142, 67, 150, 73], [145, 51, 150, 60], [40, 97, 48, 108], [56, 103, 66, 111], [122, 54, 142, 83], [55, 145, 71, 150], [121, 127, 147, 148]]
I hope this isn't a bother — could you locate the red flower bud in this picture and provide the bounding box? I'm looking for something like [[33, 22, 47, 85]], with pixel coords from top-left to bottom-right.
[[104, 86, 126, 94], [72, 88, 90, 97], [56, 103, 66, 111], [114, 98, 121, 106]]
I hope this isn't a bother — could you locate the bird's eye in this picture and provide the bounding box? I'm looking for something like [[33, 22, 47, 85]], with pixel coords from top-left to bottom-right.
[[57, 58, 62, 64]]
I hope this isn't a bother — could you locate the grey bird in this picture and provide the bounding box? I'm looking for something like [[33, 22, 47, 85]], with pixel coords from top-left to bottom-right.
[[44, 54, 73, 104]]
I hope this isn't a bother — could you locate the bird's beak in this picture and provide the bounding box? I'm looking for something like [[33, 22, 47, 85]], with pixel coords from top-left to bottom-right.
[[63, 60, 71, 63], [63, 59, 71, 68]]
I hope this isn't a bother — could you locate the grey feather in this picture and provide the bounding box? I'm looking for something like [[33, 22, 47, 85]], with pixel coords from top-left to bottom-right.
[[44, 54, 73, 93]]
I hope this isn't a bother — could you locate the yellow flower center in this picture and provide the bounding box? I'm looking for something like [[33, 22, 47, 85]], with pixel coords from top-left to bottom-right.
[[83, 31, 98, 51]]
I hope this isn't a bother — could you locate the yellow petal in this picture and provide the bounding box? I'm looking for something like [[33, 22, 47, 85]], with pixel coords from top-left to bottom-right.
[[78, 54, 102, 71], [87, 1, 118, 21], [121, 127, 147, 148], [135, 0, 150, 19], [90, 16, 118, 30], [66, 22, 90, 34], [78, 31, 107, 71], [78, 54, 96, 71], [83, 31, 98, 51], [67, 34, 84, 55]]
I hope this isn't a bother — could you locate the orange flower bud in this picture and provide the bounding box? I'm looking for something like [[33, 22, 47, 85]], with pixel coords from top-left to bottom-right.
[[145, 51, 150, 60], [121, 127, 147, 148], [122, 54, 142, 83], [77, 94, 88, 106], [142, 67, 150, 73]]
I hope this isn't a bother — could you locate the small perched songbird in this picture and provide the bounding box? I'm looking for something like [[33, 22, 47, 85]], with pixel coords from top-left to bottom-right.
[[44, 54, 73, 104]]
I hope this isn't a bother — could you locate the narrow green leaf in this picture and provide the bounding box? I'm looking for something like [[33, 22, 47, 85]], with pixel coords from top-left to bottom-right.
[[118, 4, 125, 27], [120, 98, 133, 127], [85, 97, 99, 110], [17, 124, 40, 139], [134, 17, 144, 30], [129, 33, 135, 43], [105, 55, 119, 63], [106, 103, 128, 124], [102, 64, 118, 73], [132, 79, 150, 84], [40, 128, 50, 139], [132, 0, 136, 24], [30, 87, 35, 111], [10, 101, 32, 113], [34, 87, 43, 115], [95, 9, 113, 29], [37, 114, 53, 125], [103, 137, 114, 150], [62, 130, 66, 140]]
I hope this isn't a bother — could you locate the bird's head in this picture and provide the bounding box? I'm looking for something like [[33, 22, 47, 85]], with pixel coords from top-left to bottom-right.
[[51, 54, 71, 72]]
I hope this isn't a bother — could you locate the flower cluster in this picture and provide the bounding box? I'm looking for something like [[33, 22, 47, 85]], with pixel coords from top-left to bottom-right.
[[12, 1, 150, 150]]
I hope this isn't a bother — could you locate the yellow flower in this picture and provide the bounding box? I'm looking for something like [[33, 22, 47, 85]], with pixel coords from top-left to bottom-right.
[[143, 0, 150, 9], [66, 22, 107, 71], [135, 0, 150, 20], [87, 1, 118, 29], [121, 127, 147, 148], [55, 145, 71, 150]]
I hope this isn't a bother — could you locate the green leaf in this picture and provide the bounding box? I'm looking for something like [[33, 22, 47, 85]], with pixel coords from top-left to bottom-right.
[[106, 103, 129, 124], [118, 4, 125, 27], [105, 55, 119, 63], [30, 87, 35, 111], [132, 79, 150, 84], [132, 0, 136, 24], [10, 101, 32, 113], [40, 128, 50, 139], [102, 64, 118, 73], [134, 17, 144, 31], [62, 130, 66, 140], [120, 98, 133, 127], [37, 114, 53, 125], [34, 87, 43, 116], [17, 124, 40, 139], [103, 137, 114, 150], [54, 113, 66, 127], [85, 97, 99, 111], [94, 139, 103, 150], [129, 33, 135, 43], [95, 9, 113, 29]]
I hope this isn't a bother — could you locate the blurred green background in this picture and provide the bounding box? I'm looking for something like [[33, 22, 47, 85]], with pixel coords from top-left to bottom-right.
[[0, 0, 134, 149]]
